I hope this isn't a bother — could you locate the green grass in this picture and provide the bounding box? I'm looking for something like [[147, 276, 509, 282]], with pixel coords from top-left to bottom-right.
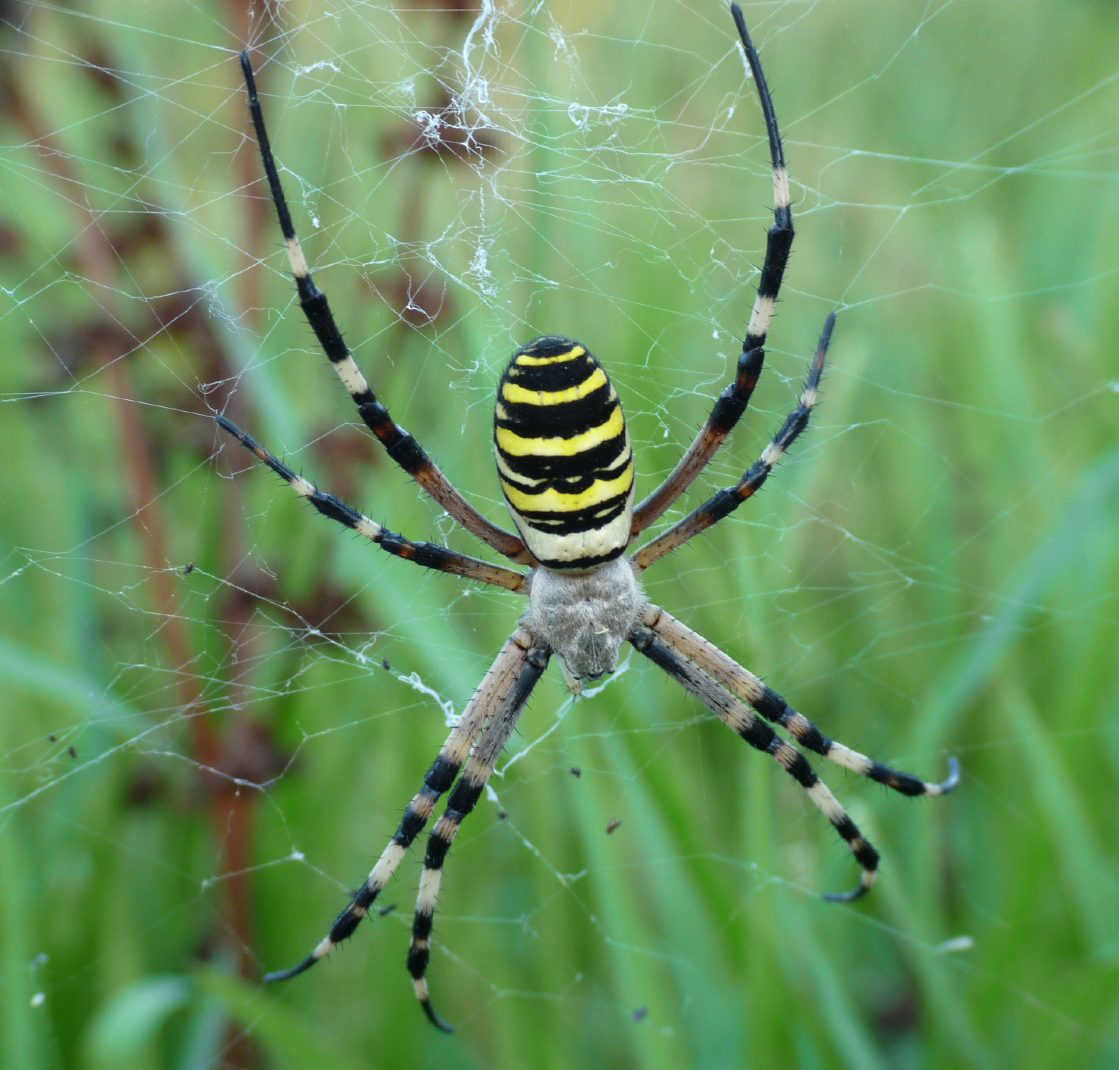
[[2, 1, 1118, 1068]]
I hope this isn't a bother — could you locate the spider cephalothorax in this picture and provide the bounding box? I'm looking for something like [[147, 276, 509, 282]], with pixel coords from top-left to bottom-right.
[[527, 558, 644, 683], [218, 3, 957, 1033]]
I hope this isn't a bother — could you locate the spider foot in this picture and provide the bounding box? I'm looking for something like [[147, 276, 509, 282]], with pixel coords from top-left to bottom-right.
[[263, 953, 319, 984], [414, 978, 454, 1034], [932, 756, 961, 795], [822, 870, 875, 904], [263, 927, 343, 983]]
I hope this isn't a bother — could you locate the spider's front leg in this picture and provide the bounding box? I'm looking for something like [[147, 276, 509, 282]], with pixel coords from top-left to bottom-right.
[[633, 313, 832, 571], [631, 3, 796, 535], [216, 415, 527, 592], [238, 52, 529, 564]]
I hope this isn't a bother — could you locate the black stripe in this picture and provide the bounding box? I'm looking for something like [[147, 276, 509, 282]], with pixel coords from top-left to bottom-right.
[[792, 720, 830, 755], [534, 545, 627, 570], [833, 814, 860, 842], [754, 219, 792, 305], [852, 838, 880, 871], [517, 335, 584, 358], [356, 401, 432, 472], [406, 945, 429, 979], [395, 789, 437, 847], [497, 435, 629, 481], [298, 285, 353, 368], [709, 347, 764, 434], [424, 825, 455, 870], [329, 906, 366, 944], [445, 777, 486, 819], [501, 452, 631, 497], [412, 910, 434, 941], [503, 354, 597, 391], [497, 383, 616, 437], [736, 715, 776, 752], [775, 744, 819, 789], [307, 489, 360, 529], [514, 496, 631, 530], [755, 689, 831, 754], [729, 4, 792, 343], [514, 493, 631, 534], [753, 688, 786, 722], [833, 819, 879, 870], [687, 487, 742, 529], [424, 755, 459, 794], [868, 763, 927, 796]]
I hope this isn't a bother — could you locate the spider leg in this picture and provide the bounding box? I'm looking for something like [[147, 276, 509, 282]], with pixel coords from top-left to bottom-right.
[[629, 622, 880, 902], [239, 53, 529, 564], [632, 313, 832, 571], [408, 643, 551, 1032], [263, 627, 541, 985], [631, 3, 794, 536], [641, 605, 959, 795], [217, 415, 527, 593]]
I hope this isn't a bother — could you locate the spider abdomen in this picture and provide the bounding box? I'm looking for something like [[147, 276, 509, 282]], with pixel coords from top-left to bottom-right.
[[494, 337, 634, 568]]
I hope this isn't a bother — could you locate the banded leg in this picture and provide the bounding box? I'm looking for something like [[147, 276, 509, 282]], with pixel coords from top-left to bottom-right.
[[630, 624, 879, 902], [239, 53, 529, 563], [633, 312, 833, 571], [631, 2, 794, 535], [408, 644, 551, 1032], [263, 627, 540, 983], [642, 604, 959, 795], [218, 415, 527, 593]]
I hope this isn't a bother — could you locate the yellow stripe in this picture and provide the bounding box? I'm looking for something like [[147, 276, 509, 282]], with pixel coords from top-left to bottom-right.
[[495, 406, 624, 457], [502, 463, 633, 513], [514, 346, 586, 367], [501, 367, 607, 406]]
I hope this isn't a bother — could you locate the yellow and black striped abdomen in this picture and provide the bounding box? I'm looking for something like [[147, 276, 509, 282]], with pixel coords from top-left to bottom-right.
[[494, 337, 634, 569]]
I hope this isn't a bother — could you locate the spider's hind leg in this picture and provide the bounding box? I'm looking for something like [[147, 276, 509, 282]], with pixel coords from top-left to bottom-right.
[[262, 627, 542, 990], [641, 605, 959, 798], [630, 623, 880, 901], [407, 643, 551, 1032]]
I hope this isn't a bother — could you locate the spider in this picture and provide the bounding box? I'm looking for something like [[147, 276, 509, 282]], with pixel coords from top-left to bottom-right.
[[219, 3, 958, 1032]]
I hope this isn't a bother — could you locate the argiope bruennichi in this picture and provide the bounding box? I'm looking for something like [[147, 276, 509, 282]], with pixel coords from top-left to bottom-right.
[[218, 3, 958, 1031]]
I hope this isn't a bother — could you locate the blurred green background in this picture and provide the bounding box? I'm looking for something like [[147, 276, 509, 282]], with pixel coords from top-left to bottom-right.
[[2, 1, 1117, 1067]]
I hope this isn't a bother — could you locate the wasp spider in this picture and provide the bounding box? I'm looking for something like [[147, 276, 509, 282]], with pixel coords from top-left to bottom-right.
[[219, 3, 958, 1031]]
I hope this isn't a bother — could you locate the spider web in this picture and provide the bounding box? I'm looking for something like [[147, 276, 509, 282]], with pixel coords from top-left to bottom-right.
[[2, 0, 1118, 1066]]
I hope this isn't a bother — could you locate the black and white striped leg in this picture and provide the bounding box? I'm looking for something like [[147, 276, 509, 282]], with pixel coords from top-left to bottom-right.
[[217, 415, 527, 593], [238, 52, 529, 564], [641, 605, 960, 796], [631, 2, 795, 535], [263, 627, 542, 984], [630, 625, 879, 902], [408, 644, 551, 1032], [633, 313, 833, 571]]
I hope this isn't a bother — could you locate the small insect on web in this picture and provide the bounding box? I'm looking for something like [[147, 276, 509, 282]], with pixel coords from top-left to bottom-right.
[[218, 2, 958, 1032]]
